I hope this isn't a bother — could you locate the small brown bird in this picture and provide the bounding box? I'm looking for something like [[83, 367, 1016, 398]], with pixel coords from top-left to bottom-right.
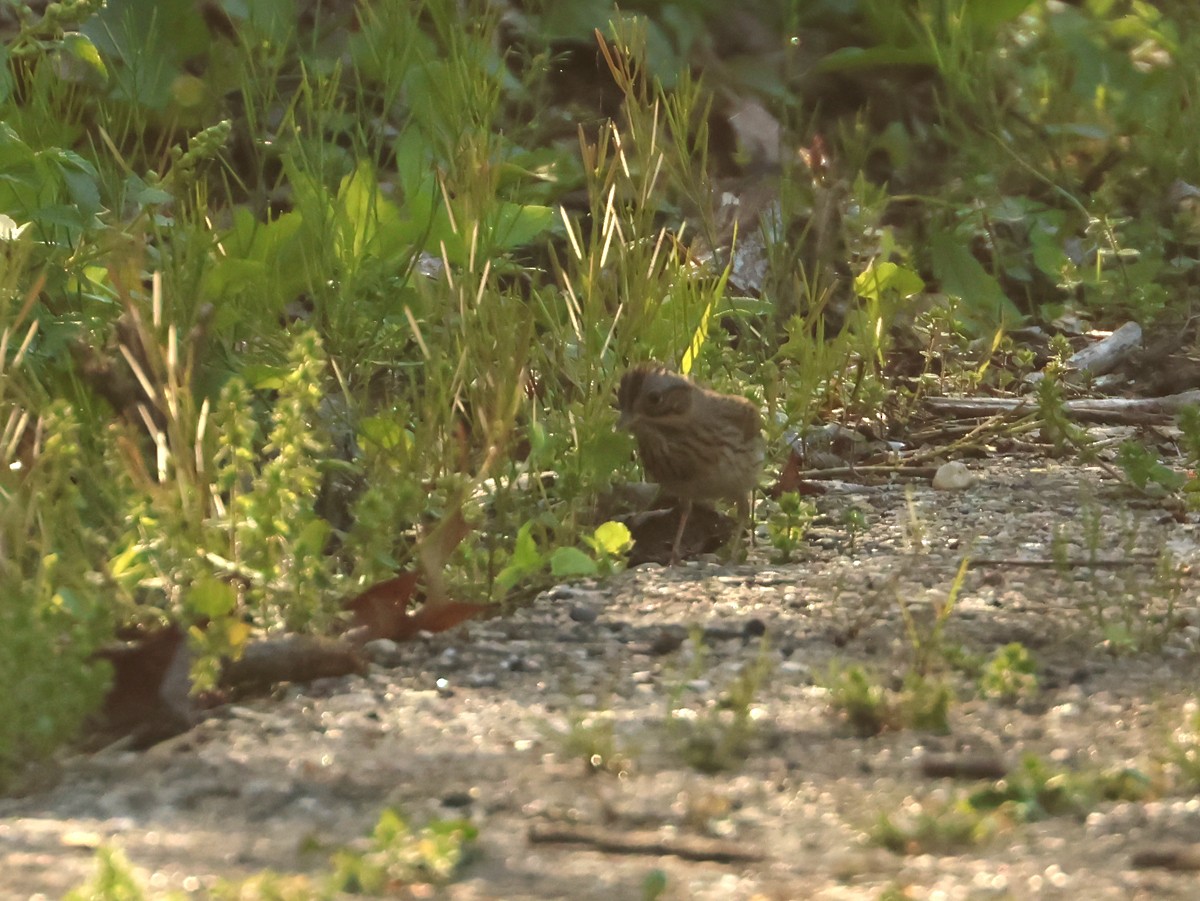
[[617, 363, 764, 563]]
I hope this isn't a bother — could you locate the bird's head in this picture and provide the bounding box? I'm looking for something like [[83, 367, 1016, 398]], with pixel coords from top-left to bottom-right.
[[616, 364, 695, 432]]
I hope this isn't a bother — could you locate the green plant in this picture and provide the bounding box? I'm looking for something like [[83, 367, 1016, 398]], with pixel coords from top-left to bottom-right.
[[823, 664, 953, 736], [1035, 364, 1089, 456], [873, 753, 1153, 857], [1057, 506, 1188, 654], [871, 796, 996, 855], [896, 557, 969, 675], [63, 846, 151, 901], [1115, 441, 1187, 495], [667, 639, 772, 773], [0, 257, 116, 784], [767, 491, 816, 563], [979, 642, 1038, 703], [496, 520, 632, 596], [841, 506, 868, 554], [898, 671, 953, 734], [642, 869, 669, 901], [1167, 701, 1200, 788], [327, 808, 478, 893], [104, 314, 337, 690], [823, 664, 890, 737], [969, 754, 1153, 822], [71, 808, 477, 899], [547, 707, 632, 776]]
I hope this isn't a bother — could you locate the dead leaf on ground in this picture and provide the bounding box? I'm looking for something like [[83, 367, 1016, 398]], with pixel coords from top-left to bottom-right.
[[90, 624, 195, 748], [343, 569, 490, 643]]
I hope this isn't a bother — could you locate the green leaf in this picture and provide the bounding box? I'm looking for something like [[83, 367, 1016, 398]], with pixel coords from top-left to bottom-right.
[[207, 206, 314, 314], [188, 575, 238, 619], [336, 160, 406, 261], [489, 202, 556, 250], [295, 519, 331, 557], [966, 0, 1036, 31], [535, 0, 618, 42], [930, 230, 1023, 330], [854, 261, 925, 302], [495, 522, 546, 592], [358, 416, 411, 452], [592, 521, 632, 556], [580, 425, 634, 477], [61, 32, 108, 80], [1030, 226, 1069, 280], [53, 151, 103, 217], [510, 522, 542, 571], [0, 46, 12, 105], [0, 122, 33, 164], [83, 0, 210, 109], [550, 546, 598, 579], [242, 363, 288, 390], [816, 46, 937, 73]]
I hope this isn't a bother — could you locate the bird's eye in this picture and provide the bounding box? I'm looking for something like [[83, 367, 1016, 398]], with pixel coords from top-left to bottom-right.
[[646, 390, 662, 406]]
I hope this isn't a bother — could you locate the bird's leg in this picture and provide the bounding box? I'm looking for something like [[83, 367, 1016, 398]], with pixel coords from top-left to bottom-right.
[[744, 489, 757, 548], [669, 498, 692, 565]]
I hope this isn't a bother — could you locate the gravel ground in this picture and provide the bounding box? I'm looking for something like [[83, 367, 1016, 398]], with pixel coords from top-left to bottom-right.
[[4, 454, 1200, 900]]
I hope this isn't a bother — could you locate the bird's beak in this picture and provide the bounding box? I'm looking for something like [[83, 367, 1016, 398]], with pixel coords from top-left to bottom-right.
[[617, 409, 634, 431]]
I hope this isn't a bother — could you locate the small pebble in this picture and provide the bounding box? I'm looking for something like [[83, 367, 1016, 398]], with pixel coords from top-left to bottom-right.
[[568, 605, 600, 624]]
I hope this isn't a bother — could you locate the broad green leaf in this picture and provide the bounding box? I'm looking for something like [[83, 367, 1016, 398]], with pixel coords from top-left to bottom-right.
[[966, 0, 1036, 30], [83, 0, 210, 109], [854, 261, 924, 302], [1030, 226, 1069, 280], [188, 575, 238, 619], [53, 153, 103, 217], [550, 546, 598, 579], [489, 202, 556, 250], [816, 46, 937, 73], [393, 129, 434, 204], [358, 416, 411, 452], [337, 160, 405, 261], [0, 46, 11, 105], [124, 173, 174, 206], [208, 206, 317, 314], [536, 0, 623, 42], [242, 363, 288, 390], [62, 32, 108, 80], [30, 204, 91, 236], [0, 123, 34, 169], [930, 230, 1023, 329], [495, 522, 546, 591], [510, 522, 542, 571], [295, 519, 332, 557], [580, 426, 633, 476]]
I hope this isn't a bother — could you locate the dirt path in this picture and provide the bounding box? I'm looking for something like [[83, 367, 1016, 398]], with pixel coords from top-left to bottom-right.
[[4, 455, 1200, 900]]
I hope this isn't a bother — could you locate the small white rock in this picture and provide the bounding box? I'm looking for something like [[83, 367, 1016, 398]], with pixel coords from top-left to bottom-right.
[[932, 461, 975, 490]]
